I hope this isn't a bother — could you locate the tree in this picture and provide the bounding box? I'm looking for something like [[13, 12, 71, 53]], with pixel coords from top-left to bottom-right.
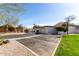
[[55, 22, 67, 32], [17, 24, 24, 32], [0, 4, 22, 32], [17, 24, 24, 28], [33, 24, 40, 29], [65, 15, 76, 34]]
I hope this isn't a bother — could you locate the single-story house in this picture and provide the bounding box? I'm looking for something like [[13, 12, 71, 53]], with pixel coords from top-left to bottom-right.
[[68, 24, 79, 34], [32, 26, 58, 34], [16, 25, 25, 33], [0, 24, 24, 33], [55, 22, 79, 34], [31, 22, 79, 34]]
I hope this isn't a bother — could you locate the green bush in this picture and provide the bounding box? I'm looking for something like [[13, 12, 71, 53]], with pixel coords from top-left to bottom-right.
[[0, 37, 9, 45], [0, 38, 4, 45]]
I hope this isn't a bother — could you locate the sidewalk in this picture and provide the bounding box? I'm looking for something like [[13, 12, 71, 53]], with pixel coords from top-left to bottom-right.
[[0, 40, 36, 56]]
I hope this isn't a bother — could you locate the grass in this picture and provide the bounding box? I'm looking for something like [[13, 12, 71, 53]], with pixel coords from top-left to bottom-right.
[[55, 34, 79, 56], [0, 37, 4, 45]]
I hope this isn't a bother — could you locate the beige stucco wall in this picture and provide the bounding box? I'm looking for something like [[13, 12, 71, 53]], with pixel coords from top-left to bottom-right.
[[68, 26, 76, 34], [33, 26, 57, 34]]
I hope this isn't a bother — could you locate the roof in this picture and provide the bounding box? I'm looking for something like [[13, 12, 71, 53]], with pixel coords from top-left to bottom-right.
[[55, 22, 79, 27], [0, 24, 15, 28], [33, 26, 55, 29], [69, 24, 79, 27], [43, 26, 55, 27], [55, 22, 66, 27]]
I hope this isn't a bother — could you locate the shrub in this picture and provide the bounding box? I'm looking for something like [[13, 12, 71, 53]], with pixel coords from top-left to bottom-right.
[[0, 37, 9, 45], [3, 40, 9, 44], [0, 38, 4, 45]]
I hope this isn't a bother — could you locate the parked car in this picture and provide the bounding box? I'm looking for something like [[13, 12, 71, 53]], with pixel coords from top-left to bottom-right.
[[24, 29, 29, 33], [35, 30, 40, 34]]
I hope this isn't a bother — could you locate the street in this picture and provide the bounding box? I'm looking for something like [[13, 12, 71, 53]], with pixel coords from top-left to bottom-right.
[[0, 33, 61, 56], [17, 35, 61, 56], [1, 33, 35, 39]]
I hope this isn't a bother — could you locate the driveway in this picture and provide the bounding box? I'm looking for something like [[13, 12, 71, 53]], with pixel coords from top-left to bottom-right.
[[17, 35, 61, 56]]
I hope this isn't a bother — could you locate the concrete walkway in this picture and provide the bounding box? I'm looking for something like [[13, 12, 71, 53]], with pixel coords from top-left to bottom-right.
[[0, 40, 36, 56]]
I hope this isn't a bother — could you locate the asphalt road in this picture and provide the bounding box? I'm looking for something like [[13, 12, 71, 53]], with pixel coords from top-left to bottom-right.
[[17, 35, 61, 56], [1, 33, 35, 39], [1, 33, 61, 56]]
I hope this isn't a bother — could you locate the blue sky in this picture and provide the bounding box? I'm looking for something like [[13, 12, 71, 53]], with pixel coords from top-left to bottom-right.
[[18, 3, 79, 28]]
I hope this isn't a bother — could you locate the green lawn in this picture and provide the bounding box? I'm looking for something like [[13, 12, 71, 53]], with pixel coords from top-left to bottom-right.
[[55, 34, 79, 56]]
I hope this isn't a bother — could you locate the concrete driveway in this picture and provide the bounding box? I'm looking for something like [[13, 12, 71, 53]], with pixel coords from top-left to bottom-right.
[[17, 35, 61, 56]]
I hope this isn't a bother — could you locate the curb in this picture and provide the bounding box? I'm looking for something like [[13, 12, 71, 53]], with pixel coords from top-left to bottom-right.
[[51, 35, 63, 56], [15, 40, 39, 56]]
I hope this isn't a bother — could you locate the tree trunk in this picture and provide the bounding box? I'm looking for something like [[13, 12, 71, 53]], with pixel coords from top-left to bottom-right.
[[67, 20, 69, 34], [6, 24, 8, 32]]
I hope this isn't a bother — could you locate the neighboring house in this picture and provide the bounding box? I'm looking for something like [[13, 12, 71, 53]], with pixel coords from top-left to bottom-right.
[[0, 24, 16, 32], [16, 25, 24, 33], [68, 24, 79, 34], [55, 22, 79, 34], [32, 26, 58, 34], [55, 22, 67, 34], [0, 24, 24, 33]]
